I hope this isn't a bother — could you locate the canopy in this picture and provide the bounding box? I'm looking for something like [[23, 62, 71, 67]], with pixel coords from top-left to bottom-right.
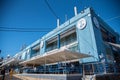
[[20, 48, 91, 65], [0, 58, 22, 67], [107, 42, 120, 49]]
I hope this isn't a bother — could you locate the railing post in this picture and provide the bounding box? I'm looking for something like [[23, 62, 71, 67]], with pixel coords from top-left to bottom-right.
[[113, 61, 116, 74], [82, 64, 85, 80], [103, 62, 106, 74], [44, 56, 46, 74], [92, 63, 94, 74]]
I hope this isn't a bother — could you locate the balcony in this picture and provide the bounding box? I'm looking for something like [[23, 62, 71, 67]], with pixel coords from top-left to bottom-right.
[[31, 51, 40, 58], [20, 41, 91, 65]]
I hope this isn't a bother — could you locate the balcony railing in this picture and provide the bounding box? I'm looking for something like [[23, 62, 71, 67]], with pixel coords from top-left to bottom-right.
[[45, 41, 79, 55], [31, 52, 40, 58], [22, 61, 120, 75], [68, 42, 79, 52]]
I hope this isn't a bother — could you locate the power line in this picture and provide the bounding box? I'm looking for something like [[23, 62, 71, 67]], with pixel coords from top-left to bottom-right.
[[0, 29, 50, 32], [106, 15, 120, 21], [0, 27, 54, 32], [0, 26, 53, 30], [44, 0, 59, 19]]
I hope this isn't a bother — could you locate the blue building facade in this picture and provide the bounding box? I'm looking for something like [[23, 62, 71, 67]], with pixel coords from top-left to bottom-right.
[[2, 7, 120, 74]]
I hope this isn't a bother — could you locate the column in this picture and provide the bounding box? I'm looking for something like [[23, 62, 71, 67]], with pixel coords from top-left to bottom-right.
[[58, 34, 60, 49]]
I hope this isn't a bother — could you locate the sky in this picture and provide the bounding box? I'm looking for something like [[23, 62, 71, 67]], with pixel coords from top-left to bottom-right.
[[0, 0, 120, 58]]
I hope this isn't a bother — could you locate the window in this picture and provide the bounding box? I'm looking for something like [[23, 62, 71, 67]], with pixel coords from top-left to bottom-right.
[[19, 55, 22, 60], [105, 47, 113, 62], [31, 44, 40, 57], [109, 33, 116, 43], [60, 27, 77, 47], [45, 26, 77, 52], [100, 26, 116, 43], [100, 27, 109, 42], [46, 36, 57, 52]]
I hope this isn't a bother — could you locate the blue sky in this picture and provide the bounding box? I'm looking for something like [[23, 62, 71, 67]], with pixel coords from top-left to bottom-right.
[[0, 0, 120, 58]]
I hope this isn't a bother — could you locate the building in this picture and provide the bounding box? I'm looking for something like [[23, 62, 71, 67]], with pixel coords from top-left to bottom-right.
[[1, 7, 120, 80]]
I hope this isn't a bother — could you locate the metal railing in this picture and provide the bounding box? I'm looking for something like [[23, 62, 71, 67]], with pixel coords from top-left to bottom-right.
[[30, 52, 40, 58], [82, 62, 120, 75], [22, 61, 120, 75]]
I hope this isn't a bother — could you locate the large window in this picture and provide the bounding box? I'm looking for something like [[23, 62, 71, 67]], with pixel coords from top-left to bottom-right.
[[105, 47, 114, 62], [60, 27, 77, 47], [31, 44, 40, 57], [109, 33, 116, 43], [46, 36, 57, 52], [46, 27, 77, 52], [100, 26, 116, 43], [100, 27, 109, 42]]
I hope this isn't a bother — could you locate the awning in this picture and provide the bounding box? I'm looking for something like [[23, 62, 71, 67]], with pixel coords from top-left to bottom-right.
[[0, 58, 22, 67], [107, 42, 120, 49], [32, 44, 40, 50], [20, 48, 91, 65]]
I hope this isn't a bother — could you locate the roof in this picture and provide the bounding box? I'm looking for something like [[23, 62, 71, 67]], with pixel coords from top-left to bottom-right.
[[0, 58, 22, 67], [20, 47, 91, 65]]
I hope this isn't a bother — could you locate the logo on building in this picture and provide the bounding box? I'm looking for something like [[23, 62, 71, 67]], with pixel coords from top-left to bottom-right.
[[77, 18, 87, 30]]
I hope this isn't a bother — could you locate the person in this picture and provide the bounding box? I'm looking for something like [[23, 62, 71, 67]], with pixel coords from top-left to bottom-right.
[[1, 67, 5, 80], [9, 68, 13, 80]]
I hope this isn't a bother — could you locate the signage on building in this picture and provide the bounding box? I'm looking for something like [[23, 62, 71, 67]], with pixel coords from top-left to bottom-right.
[[77, 18, 86, 30]]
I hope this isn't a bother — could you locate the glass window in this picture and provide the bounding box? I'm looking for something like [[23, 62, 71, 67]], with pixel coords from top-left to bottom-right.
[[100, 26, 116, 43], [109, 33, 116, 43], [31, 44, 40, 57], [46, 37, 57, 52], [60, 32, 77, 47], [100, 27, 109, 42]]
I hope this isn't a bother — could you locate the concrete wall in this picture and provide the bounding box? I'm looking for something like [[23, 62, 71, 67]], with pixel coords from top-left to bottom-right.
[[14, 74, 82, 80]]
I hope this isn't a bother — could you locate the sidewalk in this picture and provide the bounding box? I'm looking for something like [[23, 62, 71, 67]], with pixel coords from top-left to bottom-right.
[[2, 74, 50, 80], [2, 74, 22, 80]]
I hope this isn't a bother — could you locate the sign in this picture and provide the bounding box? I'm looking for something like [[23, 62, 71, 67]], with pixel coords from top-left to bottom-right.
[[77, 18, 87, 30]]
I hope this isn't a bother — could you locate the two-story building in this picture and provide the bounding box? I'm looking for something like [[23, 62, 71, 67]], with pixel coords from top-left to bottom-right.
[[1, 7, 120, 77]]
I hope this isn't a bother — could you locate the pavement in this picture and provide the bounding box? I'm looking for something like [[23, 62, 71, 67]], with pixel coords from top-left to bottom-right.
[[0, 75, 22, 80], [1, 74, 51, 80]]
